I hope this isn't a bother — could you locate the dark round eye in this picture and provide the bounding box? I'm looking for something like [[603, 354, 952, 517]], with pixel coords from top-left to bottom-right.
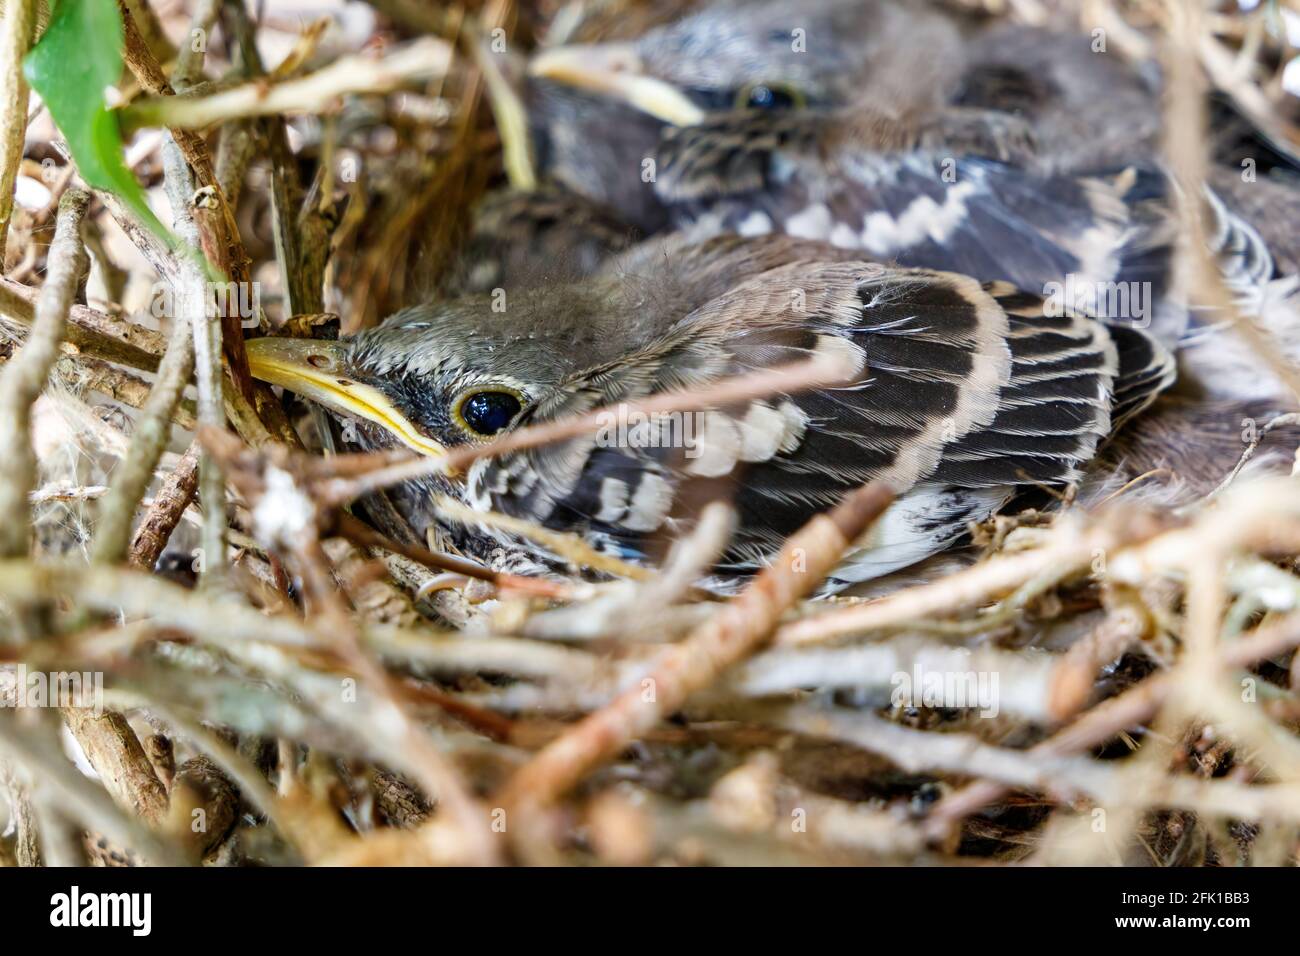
[[457, 389, 522, 437], [736, 82, 804, 111]]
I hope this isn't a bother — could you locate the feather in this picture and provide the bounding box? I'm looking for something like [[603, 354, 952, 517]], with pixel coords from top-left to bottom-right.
[[454, 252, 1174, 585]]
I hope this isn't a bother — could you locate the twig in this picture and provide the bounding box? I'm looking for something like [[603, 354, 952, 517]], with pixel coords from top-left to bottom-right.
[[173, 0, 222, 92], [214, 118, 258, 209], [1199, 30, 1300, 168], [783, 706, 1300, 825], [454, 631, 1068, 719], [114, 0, 218, 200], [1164, 2, 1300, 403], [709, 755, 926, 860], [122, 38, 454, 131], [204, 435, 503, 864], [469, 15, 535, 190], [220, 0, 313, 326], [60, 708, 168, 827], [0, 560, 322, 646], [120, 0, 175, 68], [28, 483, 108, 504], [0, 275, 167, 369], [54, 354, 197, 430], [129, 441, 201, 569], [334, 509, 573, 598], [773, 518, 1130, 646], [0, 757, 41, 865], [1210, 412, 1300, 497], [0, 189, 89, 560], [95, 186, 182, 284], [126, 700, 327, 861], [301, 542, 502, 865], [116, 1, 294, 433], [365, 626, 608, 683], [320, 356, 856, 504], [726, 639, 1058, 721], [924, 605, 1300, 839], [499, 484, 894, 817], [162, 137, 228, 584], [91, 314, 195, 564], [1046, 603, 1149, 720], [0, 713, 187, 866], [431, 493, 653, 581], [631, 501, 735, 608], [519, 502, 734, 641], [0, 0, 36, 261]]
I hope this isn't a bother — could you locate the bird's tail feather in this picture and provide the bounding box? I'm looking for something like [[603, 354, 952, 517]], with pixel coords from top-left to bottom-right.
[[1203, 185, 1281, 312], [1172, 187, 1300, 402], [1107, 324, 1179, 431]]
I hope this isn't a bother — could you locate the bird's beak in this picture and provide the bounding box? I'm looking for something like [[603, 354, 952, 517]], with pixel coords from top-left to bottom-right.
[[529, 43, 705, 127], [244, 338, 447, 459]]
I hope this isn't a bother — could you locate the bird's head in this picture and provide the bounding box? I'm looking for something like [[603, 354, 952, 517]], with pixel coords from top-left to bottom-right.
[[525, 0, 951, 225], [524, 0, 853, 229], [244, 274, 699, 461], [529, 0, 893, 125]]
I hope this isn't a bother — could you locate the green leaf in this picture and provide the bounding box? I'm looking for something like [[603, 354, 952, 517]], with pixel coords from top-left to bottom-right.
[[23, 0, 173, 245]]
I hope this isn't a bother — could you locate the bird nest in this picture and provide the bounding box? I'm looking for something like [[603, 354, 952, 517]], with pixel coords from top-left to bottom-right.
[[1, 0, 1300, 869]]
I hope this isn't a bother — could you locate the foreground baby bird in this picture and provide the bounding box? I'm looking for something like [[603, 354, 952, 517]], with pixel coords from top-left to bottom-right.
[[248, 236, 1174, 591]]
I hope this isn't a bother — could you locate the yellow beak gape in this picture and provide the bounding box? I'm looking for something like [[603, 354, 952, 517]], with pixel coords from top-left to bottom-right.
[[243, 337, 447, 459]]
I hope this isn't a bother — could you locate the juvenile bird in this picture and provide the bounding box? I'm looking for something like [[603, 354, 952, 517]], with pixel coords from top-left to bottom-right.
[[524, 0, 1281, 215], [525, 2, 1164, 216], [247, 235, 1174, 590], [516, 0, 1297, 391]]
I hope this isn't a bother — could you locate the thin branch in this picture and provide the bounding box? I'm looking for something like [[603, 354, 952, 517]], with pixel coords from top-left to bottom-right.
[[54, 353, 197, 430], [726, 639, 1059, 721], [365, 626, 608, 683], [115, 0, 294, 434], [0, 0, 36, 261], [129, 441, 201, 569], [121, 38, 454, 131], [0, 560, 322, 646], [469, 20, 535, 190], [1210, 412, 1300, 497], [1163, 1, 1300, 403], [499, 484, 894, 820], [0, 757, 41, 865], [207, 429, 503, 864], [0, 188, 90, 559], [123, 694, 334, 864], [334, 509, 573, 598], [0, 275, 167, 369], [519, 502, 734, 641], [924, 606, 1300, 839], [0, 713, 188, 866], [60, 708, 168, 827], [91, 314, 195, 564], [320, 356, 856, 504], [773, 518, 1129, 646], [162, 137, 228, 584], [172, 0, 222, 92], [784, 706, 1300, 825]]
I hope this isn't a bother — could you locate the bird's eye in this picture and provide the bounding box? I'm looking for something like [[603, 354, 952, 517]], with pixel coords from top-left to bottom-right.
[[735, 82, 805, 112], [454, 388, 524, 438]]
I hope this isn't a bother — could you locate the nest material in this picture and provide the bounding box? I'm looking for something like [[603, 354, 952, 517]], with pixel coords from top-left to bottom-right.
[[0, 0, 1299, 867]]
